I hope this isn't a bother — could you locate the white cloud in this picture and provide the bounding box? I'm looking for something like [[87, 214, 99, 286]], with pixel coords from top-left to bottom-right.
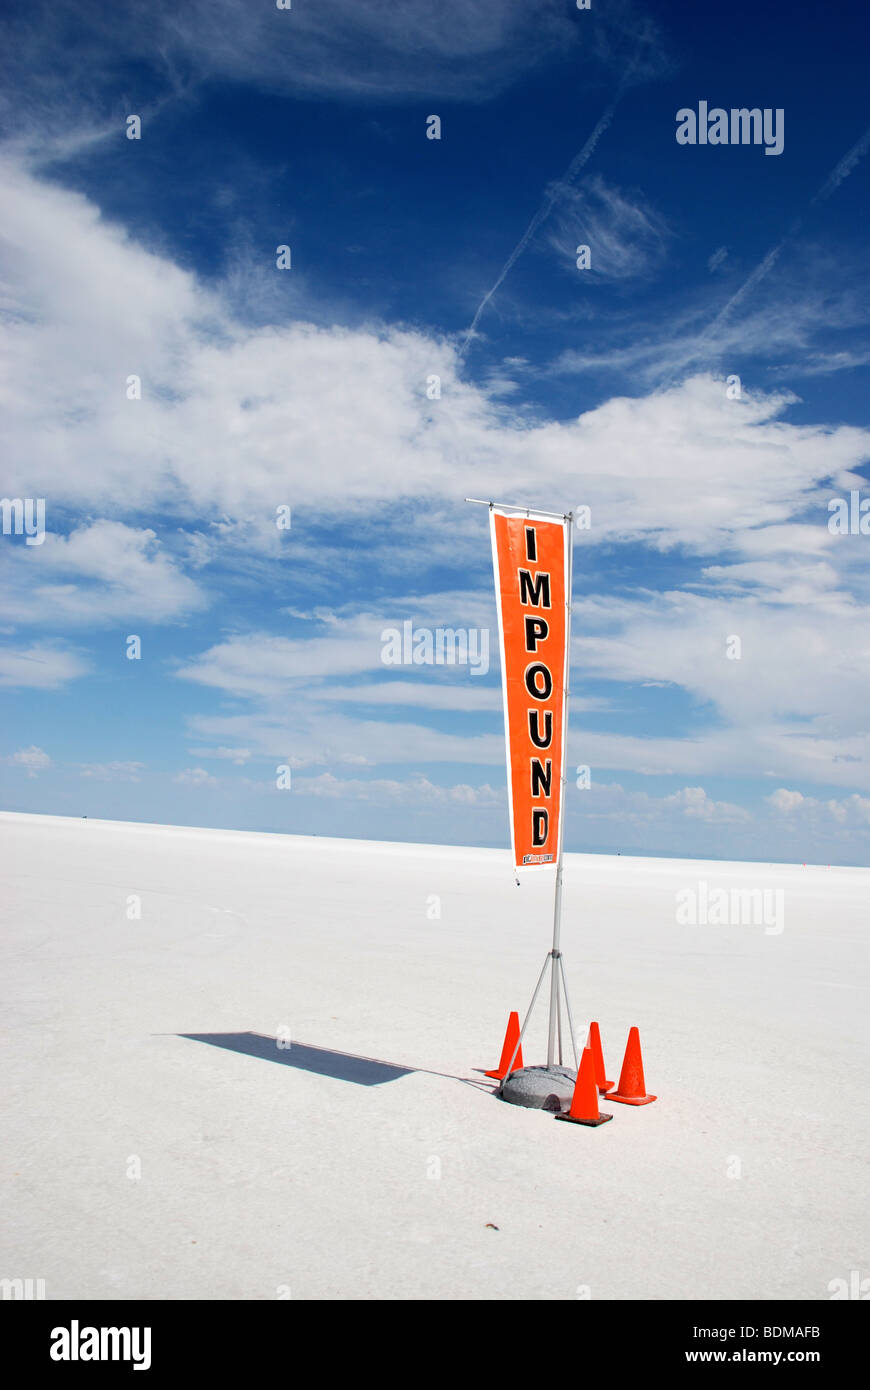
[[189, 747, 252, 765], [187, 707, 504, 771], [700, 558, 841, 605], [75, 761, 144, 782], [767, 787, 808, 813], [661, 785, 751, 823], [846, 794, 870, 824], [767, 787, 870, 826], [0, 643, 88, 688], [571, 584, 870, 742], [171, 565, 870, 791], [177, 627, 382, 699], [3, 162, 867, 557], [174, 767, 217, 787], [175, 592, 504, 697], [1, 521, 206, 626], [174, 608, 507, 769], [2, 157, 870, 812], [728, 524, 833, 559], [312, 682, 504, 712], [7, 745, 51, 775], [292, 772, 503, 807], [575, 778, 754, 829]]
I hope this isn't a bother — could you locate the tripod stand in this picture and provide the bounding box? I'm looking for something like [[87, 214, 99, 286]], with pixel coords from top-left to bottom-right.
[[498, 860, 580, 1084]]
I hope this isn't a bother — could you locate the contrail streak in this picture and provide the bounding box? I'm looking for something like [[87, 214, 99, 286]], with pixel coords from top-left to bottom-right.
[[459, 37, 653, 357], [460, 97, 620, 354], [811, 124, 870, 204], [704, 122, 870, 338]]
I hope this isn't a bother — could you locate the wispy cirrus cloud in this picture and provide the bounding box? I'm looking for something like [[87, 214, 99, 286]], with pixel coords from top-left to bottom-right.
[[551, 264, 870, 387], [546, 174, 671, 280], [0, 0, 604, 147], [0, 644, 88, 689]]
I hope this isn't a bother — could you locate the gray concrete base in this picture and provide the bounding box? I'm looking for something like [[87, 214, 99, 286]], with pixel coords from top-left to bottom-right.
[[498, 1064, 577, 1110]]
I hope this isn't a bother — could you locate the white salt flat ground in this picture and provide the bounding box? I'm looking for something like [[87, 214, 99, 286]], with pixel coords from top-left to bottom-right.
[[1, 810, 867, 1301]]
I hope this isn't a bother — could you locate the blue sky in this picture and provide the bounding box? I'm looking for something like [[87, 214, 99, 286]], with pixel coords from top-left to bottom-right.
[[2, 0, 870, 864]]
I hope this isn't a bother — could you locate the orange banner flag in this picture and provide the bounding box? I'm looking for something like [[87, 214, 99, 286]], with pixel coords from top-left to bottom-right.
[[489, 508, 571, 873]]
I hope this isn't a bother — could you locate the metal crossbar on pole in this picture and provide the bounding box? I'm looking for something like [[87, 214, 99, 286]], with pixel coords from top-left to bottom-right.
[[465, 497, 573, 521]]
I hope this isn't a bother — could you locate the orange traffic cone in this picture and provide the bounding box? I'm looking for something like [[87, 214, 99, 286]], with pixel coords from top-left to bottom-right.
[[485, 1011, 523, 1079], [606, 1027, 656, 1105], [588, 1021, 613, 1095], [555, 1046, 613, 1126]]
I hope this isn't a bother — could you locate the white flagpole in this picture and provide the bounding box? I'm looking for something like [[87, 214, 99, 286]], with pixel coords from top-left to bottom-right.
[[546, 510, 574, 1067]]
